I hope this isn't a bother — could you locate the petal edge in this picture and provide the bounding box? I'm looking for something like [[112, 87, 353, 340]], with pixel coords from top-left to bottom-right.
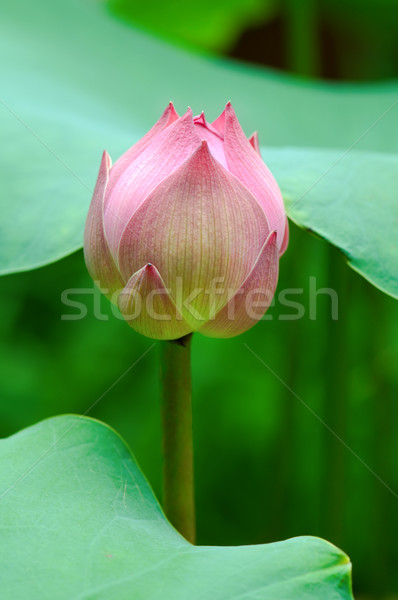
[[224, 103, 287, 253], [118, 263, 193, 340], [200, 231, 279, 338], [84, 151, 124, 300]]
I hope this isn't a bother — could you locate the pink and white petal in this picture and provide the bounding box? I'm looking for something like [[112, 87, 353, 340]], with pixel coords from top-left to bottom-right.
[[223, 103, 287, 254], [118, 263, 192, 340], [104, 109, 201, 258], [84, 151, 125, 300], [109, 102, 178, 184], [199, 231, 279, 338], [193, 112, 228, 169], [248, 131, 261, 155], [117, 141, 270, 329]]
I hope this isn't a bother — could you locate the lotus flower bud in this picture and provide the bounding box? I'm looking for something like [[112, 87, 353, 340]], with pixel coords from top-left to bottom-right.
[[84, 102, 288, 340]]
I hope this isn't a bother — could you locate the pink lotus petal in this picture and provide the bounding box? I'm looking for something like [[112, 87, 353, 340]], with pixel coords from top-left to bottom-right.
[[117, 141, 270, 330], [212, 108, 289, 256], [118, 263, 192, 340], [248, 131, 261, 155], [84, 151, 124, 300], [211, 107, 226, 135], [104, 109, 201, 259], [223, 103, 287, 253], [200, 231, 278, 338], [193, 112, 227, 168], [109, 102, 178, 184]]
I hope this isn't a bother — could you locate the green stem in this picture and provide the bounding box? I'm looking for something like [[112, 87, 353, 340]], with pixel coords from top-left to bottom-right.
[[159, 333, 196, 543], [322, 245, 348, 545]]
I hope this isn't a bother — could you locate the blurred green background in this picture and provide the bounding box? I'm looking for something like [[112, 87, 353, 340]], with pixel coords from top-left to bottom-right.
[[1, 0, 398, 598]]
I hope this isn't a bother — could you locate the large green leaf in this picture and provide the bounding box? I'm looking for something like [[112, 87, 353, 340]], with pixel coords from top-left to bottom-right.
[[1, 0, 397, 297], [108, 0, 276, 52], [266, 148, 398, 297], [0, 415, 352, 599]]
